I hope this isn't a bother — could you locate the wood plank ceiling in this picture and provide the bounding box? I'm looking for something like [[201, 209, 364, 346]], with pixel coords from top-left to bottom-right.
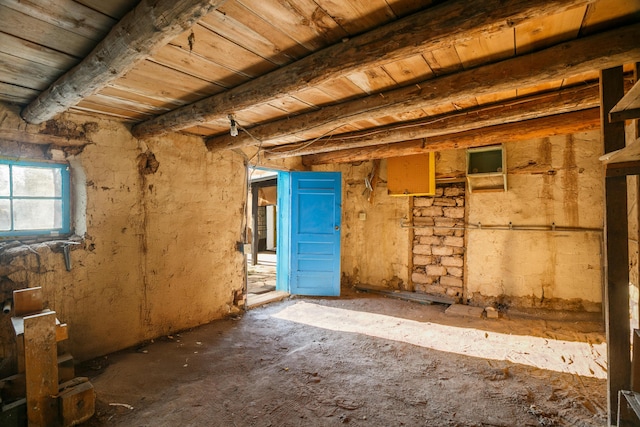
[[1, 0, 640, 164]]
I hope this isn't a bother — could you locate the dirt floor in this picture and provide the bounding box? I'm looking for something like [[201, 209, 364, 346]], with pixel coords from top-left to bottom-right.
[[79, 286, 607, 427]]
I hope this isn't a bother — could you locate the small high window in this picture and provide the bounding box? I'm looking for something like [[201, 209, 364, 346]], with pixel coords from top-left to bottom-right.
[[0, 159, 70, 238]]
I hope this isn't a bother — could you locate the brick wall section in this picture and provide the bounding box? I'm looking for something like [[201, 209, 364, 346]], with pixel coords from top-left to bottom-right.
[[412, 184, 465, 301]]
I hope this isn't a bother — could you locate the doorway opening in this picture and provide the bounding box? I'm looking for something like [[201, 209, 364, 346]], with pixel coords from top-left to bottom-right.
[[246, 169, 343, 307], [246, 168, 284, 308]]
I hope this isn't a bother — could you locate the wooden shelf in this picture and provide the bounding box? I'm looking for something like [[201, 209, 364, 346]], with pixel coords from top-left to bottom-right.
[[610, 79, 640, 122]]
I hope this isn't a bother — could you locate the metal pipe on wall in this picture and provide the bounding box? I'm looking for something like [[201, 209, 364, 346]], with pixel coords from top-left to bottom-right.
[[400, 220, 603, 233]]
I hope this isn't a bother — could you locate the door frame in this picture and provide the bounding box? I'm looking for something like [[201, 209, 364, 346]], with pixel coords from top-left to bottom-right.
[[276, 171, 342, 295]]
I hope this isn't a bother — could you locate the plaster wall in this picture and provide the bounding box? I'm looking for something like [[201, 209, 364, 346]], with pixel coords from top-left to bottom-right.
[[465, 132, 604, 310], [314, 162, 411, 288], [0, 104, 246, 364], [317, 131, 603, 311]]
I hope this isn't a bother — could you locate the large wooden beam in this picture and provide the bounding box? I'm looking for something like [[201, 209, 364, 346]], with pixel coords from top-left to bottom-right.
[[206, 23, 640, 152], [601, 66, 631, 426], [266, 83, 602, 159], [303, 109, 601, 165], [21, 0, 226, 124], [0, 128, 88, 147], [132, 0, 594, 138]]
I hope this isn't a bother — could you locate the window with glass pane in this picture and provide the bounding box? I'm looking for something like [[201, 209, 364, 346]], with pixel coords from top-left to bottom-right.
[[0, 160, 70, 237]]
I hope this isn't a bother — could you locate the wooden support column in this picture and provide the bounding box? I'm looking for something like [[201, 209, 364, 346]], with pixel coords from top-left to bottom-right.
[[251, 185, 259, 267], [407, 196, 415, 293], [601, 66, 631, 425], [635, 63, 640, 139], [24, 311, 58, 427], [632, 63, 640, 332]]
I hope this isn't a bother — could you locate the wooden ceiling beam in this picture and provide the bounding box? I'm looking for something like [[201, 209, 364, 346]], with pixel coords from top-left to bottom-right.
[[302, 109, 601, 165], [132, 0, 595, 139], [207, 23, 640, 152], [0, 128, 88, 147], [21, 0, 226, 124], [264, 82, 603, 159]]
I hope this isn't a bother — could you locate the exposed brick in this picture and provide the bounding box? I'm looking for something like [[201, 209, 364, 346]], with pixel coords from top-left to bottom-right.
[[447, 267, 463, 277], [455, 197, 465, 207], [414, 197, 434, 207], [454, 229, 465, 237], [434, 217, 456, 227], [413, 255, 435, 265], [432, 246, 454, 256], [433, 228, 455, 237], [414, 283, 427, 293], [441, 275, 463, 288], [443, 207, 465, 219], [419, 236, 442, 245], [414, 227, 434, 236], [412, 272, 432, 284], [427, 284, 447, 295], [433, 198, 456, 207], [452, 247, 465, 255], [414, 217, 435, 226], [443, 236, 464, 247], [426, 265, 447, 276], [444, 187, 465, 197], [446, 288, 462, 298], [413, 208, 422, 217], [441, 256, 464, 267], [435, 187, 444, 197], [413, 244, 432, 255], [418, 206, 443, 217]]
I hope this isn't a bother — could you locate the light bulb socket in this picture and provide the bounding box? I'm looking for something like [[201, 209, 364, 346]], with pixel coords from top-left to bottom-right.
[[229, 118, 238, 137]]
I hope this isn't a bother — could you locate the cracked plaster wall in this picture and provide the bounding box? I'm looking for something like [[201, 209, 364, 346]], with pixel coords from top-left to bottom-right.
[[314, 161, 411, 289], [0, 104, 245, 365], [465, 132, 603, 311], [317, 130, 605, 311]]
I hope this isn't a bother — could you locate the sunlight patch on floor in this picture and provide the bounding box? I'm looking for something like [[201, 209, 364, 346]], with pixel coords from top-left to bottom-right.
[[272, 301, 607, 379]]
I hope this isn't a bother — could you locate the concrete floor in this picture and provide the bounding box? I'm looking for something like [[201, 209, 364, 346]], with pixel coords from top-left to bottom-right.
[[81, 288, 607, 426]]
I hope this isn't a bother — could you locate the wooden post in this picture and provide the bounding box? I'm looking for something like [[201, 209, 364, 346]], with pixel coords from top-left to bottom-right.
[[407, 195, 415, 292], [635, 63, 640, 139], [24, 311, 58, 427], [633, 63, 640, 333], [601, 66, 631, 425], [632, 330, 640, 392], [251, 185, 259, 266]]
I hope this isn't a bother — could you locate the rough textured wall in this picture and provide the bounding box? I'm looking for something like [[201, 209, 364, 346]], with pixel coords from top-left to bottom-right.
[[314, 162, 411, 289], [412, 184, 466, 301], [317, 131, 603, 311], [465, 132, 603, 310], [0, 104, 246, 366]]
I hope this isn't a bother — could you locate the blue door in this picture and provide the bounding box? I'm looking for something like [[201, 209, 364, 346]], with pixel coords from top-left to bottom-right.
[[276, 171, 341, 296]]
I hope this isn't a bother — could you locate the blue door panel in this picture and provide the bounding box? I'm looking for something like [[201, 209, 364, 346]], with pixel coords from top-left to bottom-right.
[[298, 242, 334, 255], [289, 172, 341, 296], [298, 258, 333, 272]]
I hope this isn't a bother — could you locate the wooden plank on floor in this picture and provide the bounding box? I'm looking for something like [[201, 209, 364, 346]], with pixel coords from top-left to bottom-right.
[[246, 291, 289, 309], [355, 284, 455, 305], [24, 310, 58, 427], [601, 65, 631, 425]]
